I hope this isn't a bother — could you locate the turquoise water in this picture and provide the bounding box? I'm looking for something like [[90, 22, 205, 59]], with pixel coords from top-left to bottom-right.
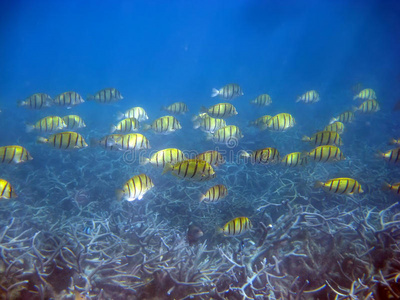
[[1, 1, 400, 299]]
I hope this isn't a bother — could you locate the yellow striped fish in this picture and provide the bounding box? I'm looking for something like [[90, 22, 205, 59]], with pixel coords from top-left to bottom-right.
[[382, 182, 400, 195], [162, 159, 216, 181], [140, 148, 187, 168], [26, 116, 67, 133], [302, 131, 343, 146], [17, 93, 52, 109], [250, 94, 272, 106], [218, 217, 252, 236], [53, 91, 84, 107], [37, 132, 88, 149], [314, 178, 363, 195], [329, 111, 355, 124], [207, 125, 243, 145], [249, 115, 272, 130], [241, 147, 280, 164], [389, 139, 400, 146], [296, 90, 320, 104], [353, 88, 376, 100], [193, 115, 226, 133], [143, 116, 182, 134], [0, 146, 33, 164], [162, 102, 189, 114], [377, 148, 400, 164], [110, 118, 139, 133], [200, 103, 238, 119], [211, 83, 244, 100], [354, 99, 380, 113], [0, 179, 17, 199], [118, 107, 149, 121], [113, 133, 151, 151], [87, 88, 123, 103], [91, 134, 123, 151], [281, 152, 307, 167], [266, 113, 295, 131], [62, 115, 86, 129], [195, 150, 225, 166], [116, 174, 154, 201], [323, 121, 345, 134], [304, 145, 345, 162], [200, 184, 228, 203]]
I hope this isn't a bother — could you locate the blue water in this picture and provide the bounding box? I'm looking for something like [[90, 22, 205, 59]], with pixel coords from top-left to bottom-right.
[[1, 1, 400, 299]]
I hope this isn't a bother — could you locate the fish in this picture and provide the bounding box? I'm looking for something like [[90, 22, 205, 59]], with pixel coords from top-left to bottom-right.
[[0, 145, 33, 163], [113, 133, 151, 151], [200, 103, 238, 119], [248, 115, 272, 130], [53, 91, 85, 107], [241, 147, 280, 164], [200, 184, 228, 203], [194, 150, 225, 166], [250, 94, 272, 106], [162, 159, 216, 181], [140, 148, 187, 168], [382, 182, 400, 195], [0, 179, 17, 199], [91, 134, 123, 151], [211, 83, 244, 100], [314, 178, 363, 195], [110, 118, 139, 133], [116, 173, 154, 201], [187, 224, 203, 246], [218, 217, 252, 236], [62, 115, 86, 129], [265, 113, 295, 131], [17, 93, 52, 109], [281, 152, 307, 167], [323, 121, 345, 134], [87, 88, 123, 103], [26, 116, 67, 133], [329, 111, 355, 124], [37, 132, 88, 149], [353, 99, 380, 113], [353, 88, 376, 100], [377, 148, 400, 164], [117, 107, 149, 121], [296, 90, 320, 104], [207, 125, 243, 145], [142, 116, 182, 134], [389, 139, 400, 146], [193, 115, 226, 133], [162, 102, 189, 114], [301, 131, 343, 146], [304, 145, 345, 162]]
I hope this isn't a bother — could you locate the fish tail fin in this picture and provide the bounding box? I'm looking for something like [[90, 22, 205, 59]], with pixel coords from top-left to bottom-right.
[[382, 181, 392, 191], [329, 117, 337, 124], [86, 94, 94, 101], [314, 181, 324, 189], [142, 124, 151, 131], [199, 193, 205, 202], [162, 163, 173, 175], [211, 88, 219, 97], [139, 157, 149, 165], [353, 95, 358, 100], [388, 138, 397, 145], [200, 106, 208, 113], [36, 137, 48, 144], [191, 115, 199, 122], [193, 121, 200, 130], [115, 189, 124, 201], [295, 96, 301, 103], [161, 106, 166, 111], [26, 124, 35, 133], [17, 100, 25, 107], [301, 136, 311, 142], [352, 106, 358, 112], [375, 151, 384, 159], [116, 112, 125, 120], [239, 151, 250, 158], [110, 124, 116, 133]]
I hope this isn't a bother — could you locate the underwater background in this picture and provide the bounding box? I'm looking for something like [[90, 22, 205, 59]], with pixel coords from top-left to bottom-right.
[[1, 0, 400, 299]]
